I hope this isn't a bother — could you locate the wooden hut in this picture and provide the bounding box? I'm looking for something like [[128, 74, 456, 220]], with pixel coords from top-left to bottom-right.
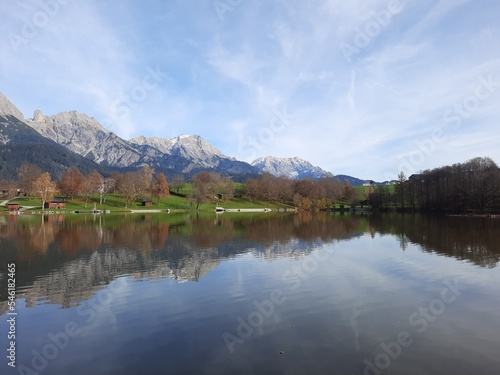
[[44, 200, 66, 209], [7, 203, 20, 211]]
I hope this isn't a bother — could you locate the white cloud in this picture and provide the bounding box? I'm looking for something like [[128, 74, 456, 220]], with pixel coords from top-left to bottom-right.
[[0, 0, 499, 179]]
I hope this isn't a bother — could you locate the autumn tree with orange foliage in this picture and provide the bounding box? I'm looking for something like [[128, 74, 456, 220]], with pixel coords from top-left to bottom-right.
[[151, 173, 170, 206], [59, 167, 84, 199], [33, 172, 57, 210]]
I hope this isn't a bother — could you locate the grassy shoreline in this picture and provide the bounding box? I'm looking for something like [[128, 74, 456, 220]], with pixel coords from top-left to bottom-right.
[[0, 193, 294, 214]]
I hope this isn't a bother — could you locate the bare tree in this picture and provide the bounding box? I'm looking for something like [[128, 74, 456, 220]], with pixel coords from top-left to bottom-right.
[[18, 163, 43, 200], [170, 174, 185, 194], [319, 178, 343, 208], [99, 178, 115, 204], [59, 167, 84, 199], [110, 172, 123, 193], [343, 180, 359, 206], [294, 193, 312, 211], [259, 173, 280, 204], [119, 172, 143, 208], [395, 171, 407, 209], [276, 176, 293, 204], [151, 173, 170, 206], [294, 179, 317, 198], [223, 177, 235, 200], [190, 172, 232, 208], [244, 178, 260, 203], [82, 171, 103, 207], [32, 172, 57, 210], [404, 156, 500, 212], [191, 172, 210, 210], [140, 166, 155, 196]]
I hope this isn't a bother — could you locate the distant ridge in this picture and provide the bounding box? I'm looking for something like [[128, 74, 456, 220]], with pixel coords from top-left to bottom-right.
[[0, 91, 374, 184], [251, 156, 334, 180]]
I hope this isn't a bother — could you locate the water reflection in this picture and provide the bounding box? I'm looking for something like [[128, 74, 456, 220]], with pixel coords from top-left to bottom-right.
[[0, 213, 499, 316], [367, 214, 500, 268]]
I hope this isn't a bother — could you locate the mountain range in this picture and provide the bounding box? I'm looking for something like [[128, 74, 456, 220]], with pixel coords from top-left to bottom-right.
[[0, 91, 372, 184]]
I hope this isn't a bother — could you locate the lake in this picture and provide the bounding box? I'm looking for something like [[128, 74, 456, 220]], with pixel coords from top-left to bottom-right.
[[1, 212, 499, 375]]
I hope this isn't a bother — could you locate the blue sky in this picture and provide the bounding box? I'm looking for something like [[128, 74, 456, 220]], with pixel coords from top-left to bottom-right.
[[1, 0, 499, 180]]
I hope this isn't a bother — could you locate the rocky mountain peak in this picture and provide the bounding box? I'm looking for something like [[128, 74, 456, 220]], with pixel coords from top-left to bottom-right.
[[129, 134, 234, 168], [25, 110, 148, 167], [33, 109, 45, 123], [252, 156, 333, 179], [47, 111, 110, 133], [0, 92, 332, 179], [129, 135, 174, 154], [0, 92, 25, 120]]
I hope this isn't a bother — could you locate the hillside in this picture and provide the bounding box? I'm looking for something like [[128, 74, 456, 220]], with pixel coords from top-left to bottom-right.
[[0, 91, 371, 183], [0, 115, 112, 180]]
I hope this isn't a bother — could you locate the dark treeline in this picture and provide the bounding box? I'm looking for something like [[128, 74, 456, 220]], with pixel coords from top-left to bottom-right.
[[367, 214, 500, 268], [370, 157, 500, 213]]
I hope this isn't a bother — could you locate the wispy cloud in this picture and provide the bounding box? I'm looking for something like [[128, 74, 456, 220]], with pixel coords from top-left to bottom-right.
[[0, 0, 499, 179]]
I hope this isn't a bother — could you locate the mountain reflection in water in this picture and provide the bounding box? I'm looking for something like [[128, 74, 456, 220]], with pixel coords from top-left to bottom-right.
[[0, 212, 499, 315]]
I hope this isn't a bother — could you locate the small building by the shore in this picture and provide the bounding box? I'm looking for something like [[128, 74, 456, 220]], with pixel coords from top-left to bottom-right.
[[7, 203, 20, 211], [142, 200, 153, 206], [44, 200, 66, 209]]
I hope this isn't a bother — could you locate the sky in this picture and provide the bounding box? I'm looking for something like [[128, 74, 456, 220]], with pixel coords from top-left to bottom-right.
[[1, 0, 499, 181]]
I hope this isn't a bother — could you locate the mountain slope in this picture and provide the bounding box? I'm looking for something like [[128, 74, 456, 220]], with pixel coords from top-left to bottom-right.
[[1, 92, 370, 182], [25, 110, 213, 176], [27, 110, 162, 167], [251, 156, 334, 180], [23, 106, 258, 177], [334, 174, 367, 186], [130, 134, 258, 175], [0, 114, 112, 180], [0, 92, 25, 121], [129, 134, 230, 166]]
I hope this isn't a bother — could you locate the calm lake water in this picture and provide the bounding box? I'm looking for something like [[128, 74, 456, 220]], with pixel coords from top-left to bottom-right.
[[1, 212, 499, 375]]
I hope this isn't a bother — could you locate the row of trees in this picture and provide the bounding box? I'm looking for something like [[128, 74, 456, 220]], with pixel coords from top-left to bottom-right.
[[243, 173, 360, 210], [17, 164, 172, 209], [371, 157, 500, 212], [17, 163, 361, 211], [189, 171, 234, 209], [15, 156, 498, 213]]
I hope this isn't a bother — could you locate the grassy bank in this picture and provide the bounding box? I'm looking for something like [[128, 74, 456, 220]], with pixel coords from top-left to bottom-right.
[[0, 192, 293, 213], [1, 182, 384, 214]]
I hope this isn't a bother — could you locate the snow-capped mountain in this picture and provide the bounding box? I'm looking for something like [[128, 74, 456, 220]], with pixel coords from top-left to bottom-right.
[[251, 156, 334, 180], [22, 100, 256, 176], [0, 94, 112, 180], [0, 92, 369, 182], [128, 135, 174, 154], [129, 134, 235, 169], [26, 110, 169, 168]]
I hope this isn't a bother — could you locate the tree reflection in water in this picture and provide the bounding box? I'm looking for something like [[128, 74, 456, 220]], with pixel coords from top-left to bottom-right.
[[0, 213, 498, 314]]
